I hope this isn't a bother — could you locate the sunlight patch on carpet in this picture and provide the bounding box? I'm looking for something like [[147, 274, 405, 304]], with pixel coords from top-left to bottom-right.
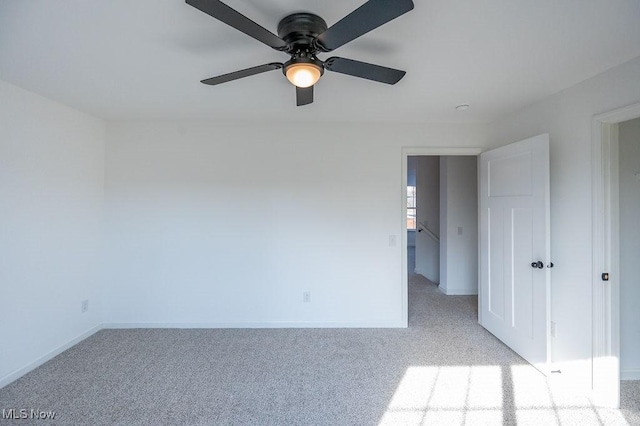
[[378, 365, 503, 425]]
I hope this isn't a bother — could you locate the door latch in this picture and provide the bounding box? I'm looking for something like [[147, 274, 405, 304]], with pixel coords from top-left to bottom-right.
[[602, 273, 609, 281]]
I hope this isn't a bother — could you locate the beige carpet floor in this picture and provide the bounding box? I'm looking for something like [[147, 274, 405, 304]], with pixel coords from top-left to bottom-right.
[[0, 271, 638, 425]]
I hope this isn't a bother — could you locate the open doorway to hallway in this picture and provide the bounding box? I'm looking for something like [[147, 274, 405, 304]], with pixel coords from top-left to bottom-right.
[[592, 105, 640, 407], [618, 118, 640, 385], [406, 155, 478, 300]]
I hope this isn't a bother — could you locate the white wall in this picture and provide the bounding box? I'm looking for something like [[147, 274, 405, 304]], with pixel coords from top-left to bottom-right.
[[439, 156, 478, 295], [414, 156, 440, 282], [487, 56, 640, 386], [619, 117, 640, 380], [407, 158, 417, 186], [0, 81, 105, 386], [5, 56, 639, 391], [407, 158, 417, 248], [103, 122, 488, 327], [407, 231, 416, 248]]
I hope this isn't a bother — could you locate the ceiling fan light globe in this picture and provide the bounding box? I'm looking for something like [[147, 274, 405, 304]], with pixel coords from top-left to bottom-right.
[[286, 64, 322, 88]]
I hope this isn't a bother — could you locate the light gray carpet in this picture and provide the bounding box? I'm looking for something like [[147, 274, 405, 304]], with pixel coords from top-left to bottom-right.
[[1, 273, 638, 425]]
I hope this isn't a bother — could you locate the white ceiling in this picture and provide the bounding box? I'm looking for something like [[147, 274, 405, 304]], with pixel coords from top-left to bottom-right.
[[1, 0, 639, 123]]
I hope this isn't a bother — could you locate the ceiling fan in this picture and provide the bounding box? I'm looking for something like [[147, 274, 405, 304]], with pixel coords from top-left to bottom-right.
[[186, 0, 414, 106]]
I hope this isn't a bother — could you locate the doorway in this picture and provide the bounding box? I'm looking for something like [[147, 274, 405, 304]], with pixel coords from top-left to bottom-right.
[[592, 103, 640, 407], [403, 136, 552, 376], [406, 156, 441, 287], [400, 148, 481, 327], [618, 118, 640, 384], [406, 155, 478, 294]]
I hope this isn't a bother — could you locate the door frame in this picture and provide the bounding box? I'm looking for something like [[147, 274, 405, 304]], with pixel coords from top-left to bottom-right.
[[401, 147, 482, 327], [591, 102, 640, 408]]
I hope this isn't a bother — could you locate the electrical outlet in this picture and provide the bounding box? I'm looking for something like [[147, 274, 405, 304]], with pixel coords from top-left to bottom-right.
[[303, 291, 311, 303], [550, 321, 556, 337], [457, 226, 463, 235], [81, 299, 89, 313], [389, 235, 397, 247]]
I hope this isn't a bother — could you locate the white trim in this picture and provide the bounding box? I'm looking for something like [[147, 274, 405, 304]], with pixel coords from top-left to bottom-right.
[[0, 325, 101, 389], [591, 102, 640, 408], [401, 147, 483, 327], [621, 369, 640, 381], [102, 321, 403, 329], [403, 147, 483, 156], [477, 156, 482, 325], [438, 286, 478, 296], [593, 103, 640, 124]]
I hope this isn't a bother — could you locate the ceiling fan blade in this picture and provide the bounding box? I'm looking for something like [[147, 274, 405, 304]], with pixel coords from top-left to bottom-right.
[[296, 86, 314, 106], [186, 0, 287, 50], [314, 0, 414, 52], [324, 57, 406, 84], [201, 63, 282, 85]]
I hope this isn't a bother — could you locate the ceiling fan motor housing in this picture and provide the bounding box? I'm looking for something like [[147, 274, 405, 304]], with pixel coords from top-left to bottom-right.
[[277, 13, 328, 53], [277, 13, 328, 77]]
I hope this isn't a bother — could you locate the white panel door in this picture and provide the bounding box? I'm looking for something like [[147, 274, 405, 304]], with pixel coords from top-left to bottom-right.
[[479, 134, 551, 372]]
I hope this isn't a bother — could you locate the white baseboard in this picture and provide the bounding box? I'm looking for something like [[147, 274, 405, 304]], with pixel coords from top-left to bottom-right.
[[438, 286, 478, 296], [621, 369, 640, 380], [103, 320, 404, 329], [1, 319, 407, 388], [0, 325, 101, 389]]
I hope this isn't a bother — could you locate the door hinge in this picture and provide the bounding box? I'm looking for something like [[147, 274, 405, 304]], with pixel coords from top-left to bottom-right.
[[601, 273, 609, 281]]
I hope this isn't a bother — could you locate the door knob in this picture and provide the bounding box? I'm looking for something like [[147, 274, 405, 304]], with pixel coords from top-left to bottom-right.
[[531, 261, 544, 269]]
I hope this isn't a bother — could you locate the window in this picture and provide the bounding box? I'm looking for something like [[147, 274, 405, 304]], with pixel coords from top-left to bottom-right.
[[407, 186, 416, 230]]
